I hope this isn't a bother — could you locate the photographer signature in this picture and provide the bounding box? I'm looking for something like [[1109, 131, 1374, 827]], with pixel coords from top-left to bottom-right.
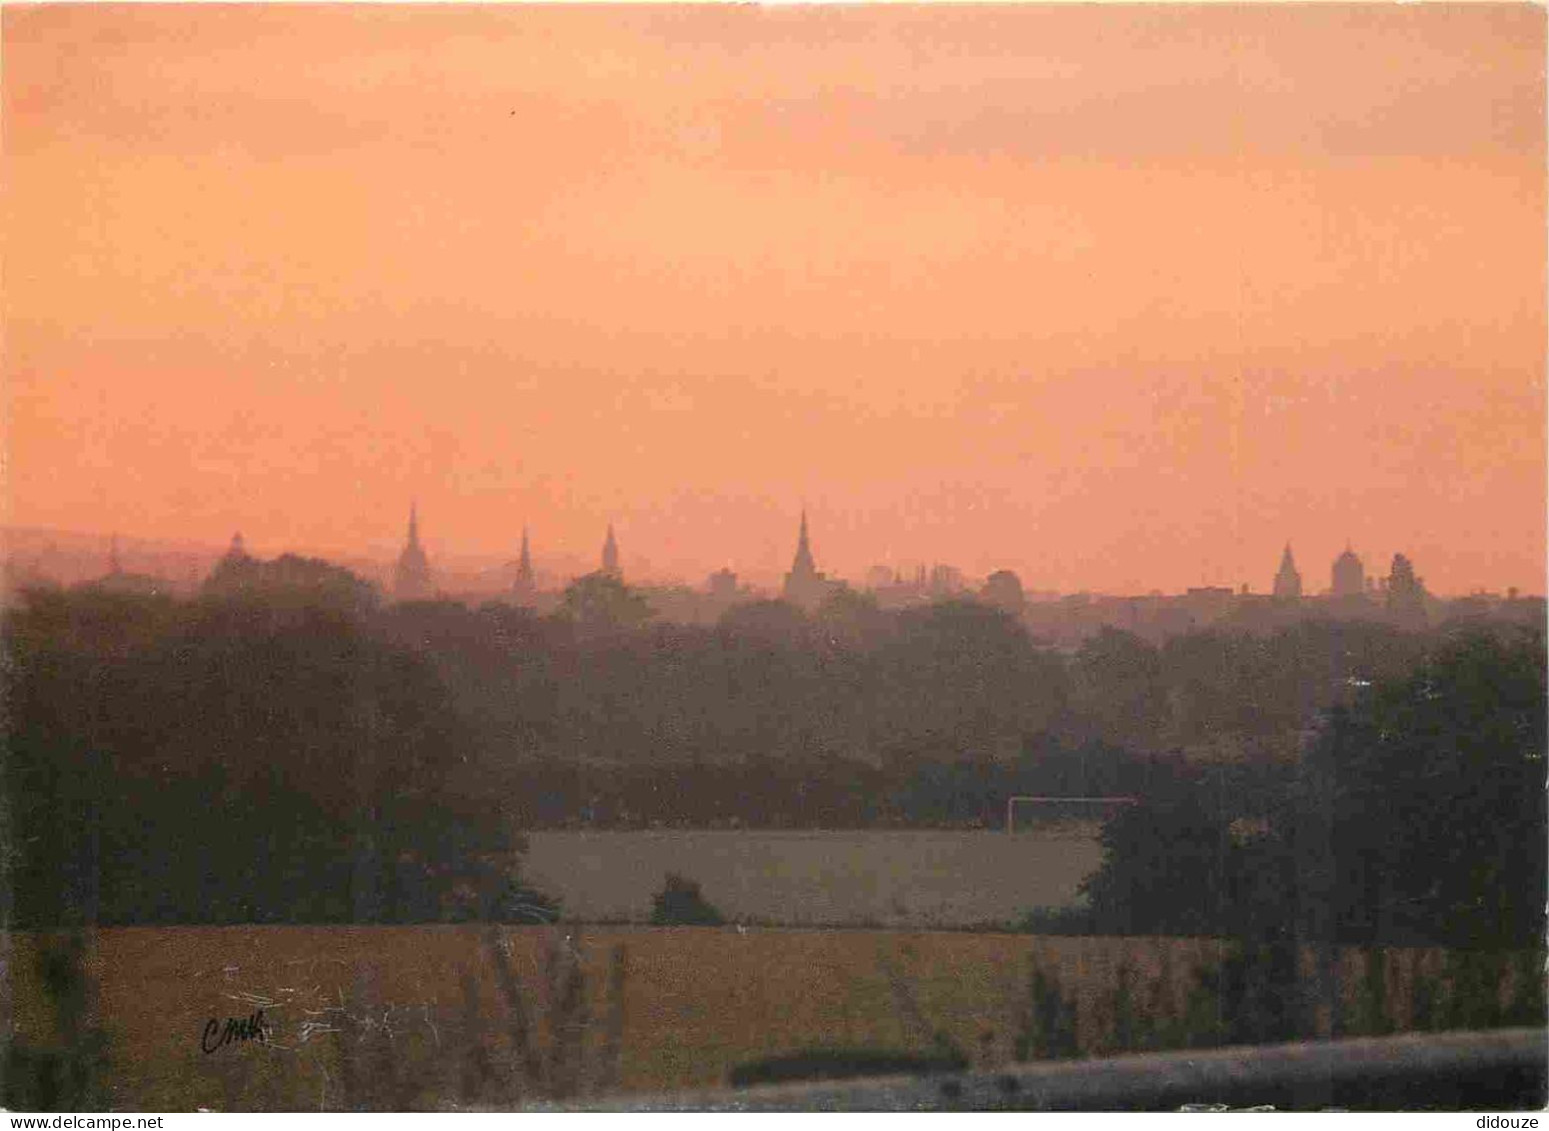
[[201, 1009, 268, 1054]]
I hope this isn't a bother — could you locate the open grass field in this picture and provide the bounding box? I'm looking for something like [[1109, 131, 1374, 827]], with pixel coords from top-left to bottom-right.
[[523, 826, 1105, 927], [5, 925, 1476, 1111]]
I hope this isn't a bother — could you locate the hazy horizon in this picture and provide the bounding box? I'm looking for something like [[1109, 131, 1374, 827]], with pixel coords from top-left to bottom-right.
[[5, 4, 1544, 595], [3, 517, 1536, 600]]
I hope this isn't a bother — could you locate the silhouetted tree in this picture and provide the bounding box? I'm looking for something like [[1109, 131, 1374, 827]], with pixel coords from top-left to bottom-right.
[[1074, 628, 1168, 751], [815, 585, 892, 651], [202, 551, 379, 612], [716, 598, 810, 647], [649, 873, 724, 926], [1079, 778, 1236, 937], [1385, 553, 1429, 628], [1298, 629, 1545, 948], [1079, 630, 1546, 948], [556, 572, 653, 636], [5, 587, 541, 926], [981, 569, 1026, 613], [874, 600, 1068, 766]]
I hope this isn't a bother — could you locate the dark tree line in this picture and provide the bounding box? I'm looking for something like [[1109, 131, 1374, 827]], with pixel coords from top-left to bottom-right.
[[366, 586, 1458, 831], [1078, 629, 1546, 950], [381, 591, 1072, 776], [5, 588, 549, 926], [483, 737, 1279, 830], [1070, 620, 1436, 758], [5, 563, 1540, 933]]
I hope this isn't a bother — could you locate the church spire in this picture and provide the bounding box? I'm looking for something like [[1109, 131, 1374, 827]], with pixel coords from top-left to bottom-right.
[[791, 509, 816, 575], [782, 508, 826, 609], [514, 525, 535, 599], [601, 522, 620, 578], [1273, 542, 1302, 600], [394, 501, 432, 601]]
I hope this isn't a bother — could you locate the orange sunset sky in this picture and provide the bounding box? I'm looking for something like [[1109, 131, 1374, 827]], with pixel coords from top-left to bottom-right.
[[3, 3, 1544, 594]]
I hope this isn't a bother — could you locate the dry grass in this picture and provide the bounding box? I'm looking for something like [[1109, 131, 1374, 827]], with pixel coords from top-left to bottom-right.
[[5, 927, 1532, 1111]]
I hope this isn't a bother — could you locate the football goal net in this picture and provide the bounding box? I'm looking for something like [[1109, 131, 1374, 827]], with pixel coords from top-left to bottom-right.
[[1004, 795, 1139, 836]]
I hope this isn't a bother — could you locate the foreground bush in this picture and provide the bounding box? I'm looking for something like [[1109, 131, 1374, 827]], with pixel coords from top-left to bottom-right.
[[649, 873, 725, 926], [1011, 941, 1547, 1063]]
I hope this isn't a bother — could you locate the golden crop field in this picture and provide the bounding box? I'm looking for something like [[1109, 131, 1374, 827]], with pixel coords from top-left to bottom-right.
[[6, 926, 1460, 1112]]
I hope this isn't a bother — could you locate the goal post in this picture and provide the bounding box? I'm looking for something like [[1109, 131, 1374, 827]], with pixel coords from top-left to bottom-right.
[[1005, 795, 1139, 835]]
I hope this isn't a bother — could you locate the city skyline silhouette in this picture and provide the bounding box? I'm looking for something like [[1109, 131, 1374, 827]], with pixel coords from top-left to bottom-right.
[[5, 506, 1530, 610], [4, 4, 1542, 596]]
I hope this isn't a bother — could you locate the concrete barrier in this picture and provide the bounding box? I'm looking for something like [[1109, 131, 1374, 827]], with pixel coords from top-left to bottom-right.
[[531, 1028, 1548, 1112]]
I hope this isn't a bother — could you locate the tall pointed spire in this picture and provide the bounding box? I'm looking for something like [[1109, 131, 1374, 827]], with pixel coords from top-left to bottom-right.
[[513, 525, 535, 599], [791, 509, 816, 575], [782, 508, 826, 608], [1272, 541, 1302, 600], [394, 501, 432, 601], [601, 522, 620, 578]]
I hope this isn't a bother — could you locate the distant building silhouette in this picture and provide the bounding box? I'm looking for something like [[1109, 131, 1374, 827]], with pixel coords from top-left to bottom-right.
[[928, 564, 965, 597], [601, 523, 621, 579], [224, 531, 249, 564], [866, 563, 940, 610], [1181, 586, 1235, 628], [782, 510, 830, 610], [393, 503, 434, 601], [1331, 543, 1365, 598], [1272, 543, 1302, 600], [1386, 552, 1428, 627], [513, 526, 536, 602], [864, 564, 894, 591], [707, 567, 738, 599]]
